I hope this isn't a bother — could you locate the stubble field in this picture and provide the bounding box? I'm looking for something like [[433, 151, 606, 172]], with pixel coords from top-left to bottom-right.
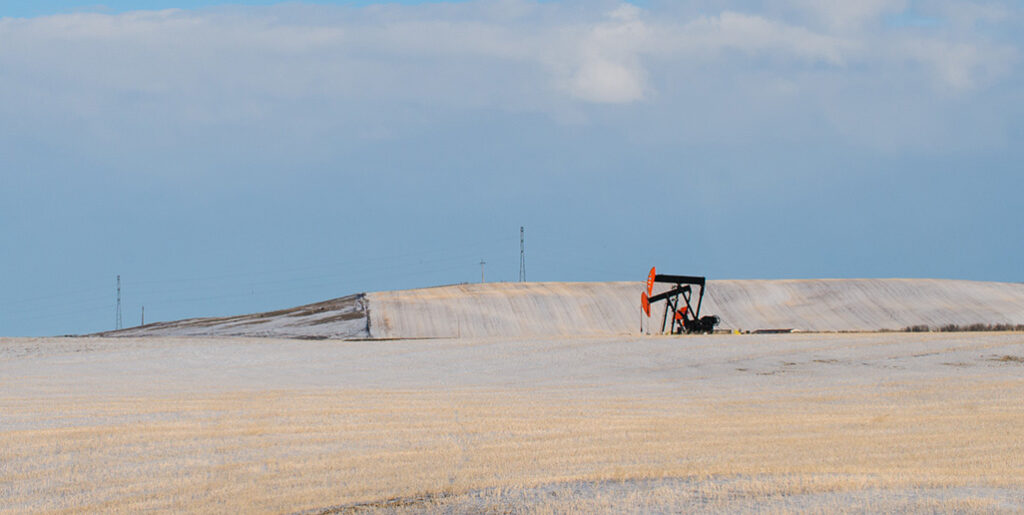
[[2, 332, 1023, 513]]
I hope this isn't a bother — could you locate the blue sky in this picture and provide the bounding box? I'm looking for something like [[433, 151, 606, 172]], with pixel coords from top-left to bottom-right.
[[2, 0, 1022, 336], [2, 0, 460, 17]]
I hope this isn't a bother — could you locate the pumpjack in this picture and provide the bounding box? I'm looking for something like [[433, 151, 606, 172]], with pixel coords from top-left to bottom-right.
[[641, 268, 720, 334]]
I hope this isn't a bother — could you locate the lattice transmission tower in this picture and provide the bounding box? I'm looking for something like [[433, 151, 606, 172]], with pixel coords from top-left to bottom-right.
[[519, 226, 526, 282], [115, 275, 122, 330]]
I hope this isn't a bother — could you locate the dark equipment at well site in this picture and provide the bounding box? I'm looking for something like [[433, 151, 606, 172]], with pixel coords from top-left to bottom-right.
[[642, 269, 720, 335]]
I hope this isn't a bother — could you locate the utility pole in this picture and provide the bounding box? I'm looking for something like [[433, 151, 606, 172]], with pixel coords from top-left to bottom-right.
[[115, 275, 122, 330], [141, 306, 145, 327], [519, 226, 526, 282], [480, 259, 486, 283]]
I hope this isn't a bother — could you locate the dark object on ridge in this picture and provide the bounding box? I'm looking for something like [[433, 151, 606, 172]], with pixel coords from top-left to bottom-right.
[[646, 274, 720, 334]]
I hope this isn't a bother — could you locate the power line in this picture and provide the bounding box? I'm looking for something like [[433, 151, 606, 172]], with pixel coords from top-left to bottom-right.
[[115, 275, 122, 330], [131, 249, 487, 296], [2, 236, 510, 314], [4, 235, 518, 334], [519, 226, 526, 282], [14, 303, 114, 324], [136, 261, 473, 312], [128, 235, 511, 288]]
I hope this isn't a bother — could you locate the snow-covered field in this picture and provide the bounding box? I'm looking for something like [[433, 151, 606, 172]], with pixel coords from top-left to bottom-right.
[[370, 279, 1024, 338], [2, 332, 1023, 513], [99, 279, 1024, 339]]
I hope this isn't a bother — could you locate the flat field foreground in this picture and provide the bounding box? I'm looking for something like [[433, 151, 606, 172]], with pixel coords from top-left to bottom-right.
[[2, 333, 1023, 513]]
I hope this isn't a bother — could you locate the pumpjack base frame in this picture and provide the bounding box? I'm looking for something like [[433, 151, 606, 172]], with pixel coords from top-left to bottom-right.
[[646, 274, 720, 335]]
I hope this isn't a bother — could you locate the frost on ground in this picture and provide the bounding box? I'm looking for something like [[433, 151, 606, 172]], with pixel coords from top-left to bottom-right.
[[368, 278, 1024, 337], [313, 479, 1024, 514], [95, 279, 1024, 339], [1, 332, 1023, 513], [96, 293, 369, 339]]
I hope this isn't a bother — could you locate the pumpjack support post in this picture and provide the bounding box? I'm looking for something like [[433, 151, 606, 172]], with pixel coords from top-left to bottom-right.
[[644, 272, 720, 335]]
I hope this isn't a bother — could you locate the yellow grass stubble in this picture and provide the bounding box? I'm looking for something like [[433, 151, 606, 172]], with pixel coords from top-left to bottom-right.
[[2, 377, 1023, 513]]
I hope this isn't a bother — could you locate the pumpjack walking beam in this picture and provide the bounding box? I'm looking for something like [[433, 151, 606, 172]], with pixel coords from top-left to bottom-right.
[[642, 272, 719, 335], [649, 275, 706, 333]]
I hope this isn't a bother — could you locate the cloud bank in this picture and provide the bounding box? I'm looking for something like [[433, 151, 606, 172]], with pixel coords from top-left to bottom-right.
[[0, 0, 1020, 178], [1, 2, 1017, 103], [1, 0, 1022, 336]]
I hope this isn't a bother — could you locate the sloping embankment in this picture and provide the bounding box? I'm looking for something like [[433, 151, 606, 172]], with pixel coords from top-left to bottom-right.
[[368, 282, 635, 339], [367, 279, 1024, 338], [97, 279, 1024, 339], [96, 293, 369, 339]]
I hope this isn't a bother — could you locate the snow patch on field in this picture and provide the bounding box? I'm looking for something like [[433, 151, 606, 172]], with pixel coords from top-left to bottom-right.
[[308, 478, 1024, 514], [98, 293, 369, 339], [368, 279, 1024, 338], [96, 279, 1024, 339]]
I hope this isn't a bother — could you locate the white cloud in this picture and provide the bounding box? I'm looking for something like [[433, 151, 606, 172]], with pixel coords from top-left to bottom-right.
[[564, 55, 646, 103], [786, 0, 909, 31], [897, 36, 1017, 90], [923, 0, 1015, 30], [549, 5, 650, 102], [672, 11, 853, 65], [0, 0, 1019, 162]]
